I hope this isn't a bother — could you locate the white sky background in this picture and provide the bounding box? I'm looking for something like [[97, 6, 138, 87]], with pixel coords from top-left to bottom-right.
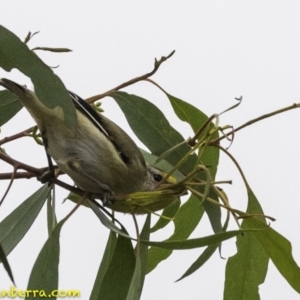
[[1, 2, 300, 299]]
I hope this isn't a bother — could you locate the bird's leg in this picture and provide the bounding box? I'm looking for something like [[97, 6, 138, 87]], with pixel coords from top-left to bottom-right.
[[39, 134, 56, 185], [102, 191, 114, 206]]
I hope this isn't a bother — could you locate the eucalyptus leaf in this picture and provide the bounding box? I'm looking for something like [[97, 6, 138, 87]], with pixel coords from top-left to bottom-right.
[[26, 218, 67, 300], [87, 200, 132, 239], [245, 217, 300, 293], [150, 199, 180, 233], [0, 25, 76, 127], [224, 189, 268, 300], [177, 244, 218, 282], [95, 229, 136, 300], [146, 194, 204, 273], [166, 94, 222, 235], [143, 230, 242, 249], [110, 92, 196, 174], [126, 215, 151, 300], [0, 90, 23, 126], [0, 184, 51, 258], [167, 93, 219, 177], [90, 231, 118, 299], [0, 242, 15, 285], [112, 92, 222, 237]]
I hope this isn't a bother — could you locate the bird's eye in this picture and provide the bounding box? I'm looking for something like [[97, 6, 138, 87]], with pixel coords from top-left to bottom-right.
[[153, 173, 163, 182]]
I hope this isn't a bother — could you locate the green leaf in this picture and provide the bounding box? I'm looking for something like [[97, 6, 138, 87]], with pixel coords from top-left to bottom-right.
[[143, 230, 242, 249], [0, 25, 76, 127], [168, 94, 208, 132], [110, 92, 196, 174], [112, 92, 222, 239], [96, 230, 136, 300], [111, 92, 219, 271], [245, 217, 300, 293], [177, 244, 218, 282], [224, 190, 269, 300], [115, 91, 222, 232], [203, 194, 222, 235], [26, 218, 67, 300], [0, 242, 15, 285], [0, 184, 51, 258], [167, 93, 219, 178], [167, 94, 222, 235], [87, 200, 133, 239], [146, 194, 204, 273], [126, 215, 151, 300], [0, 90, 23, 126], [150, 199, 180, 233], [90, 231, 118, 299]]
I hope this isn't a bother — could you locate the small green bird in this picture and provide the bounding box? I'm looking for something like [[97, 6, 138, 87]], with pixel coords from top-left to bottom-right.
[[0, 78, 175, 203]]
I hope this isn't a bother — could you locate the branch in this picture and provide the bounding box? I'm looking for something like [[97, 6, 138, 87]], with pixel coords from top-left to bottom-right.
[[210, 103, 300, 145], [0, 126, 35, 146], [0, 152, 44, 175], [85, 50, 175, 103], [0, 171, 46, 180]]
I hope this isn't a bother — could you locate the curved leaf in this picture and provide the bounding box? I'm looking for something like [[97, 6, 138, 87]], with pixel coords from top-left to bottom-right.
[[224, 189, 268, 300], [146, 194, 204, 273], [0, 242, 14, 284], [167, 93, 219, 177], [88, 200, 132, 239], [126, 215, 151, 300], [245, 217, 300, 293], [110, 92, 196, 174], [0, 184, 51, 258], [90, 231, 118, 299], [177, 244, 218, 282], [0, 25, 76, 126], [26, 218, 67, 300], [167, 94, 222, 235], [112, 92, 222, 236], [95, 230, 136, 300], [150, 199, 180, 233], [143, 230, 241, 249], [0, 90, 23, 126]]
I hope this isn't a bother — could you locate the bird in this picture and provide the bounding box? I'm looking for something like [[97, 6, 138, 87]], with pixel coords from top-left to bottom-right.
[[0, 78, 175, 204]]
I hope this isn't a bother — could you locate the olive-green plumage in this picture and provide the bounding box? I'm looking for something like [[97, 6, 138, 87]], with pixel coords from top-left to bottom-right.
[[0, 78, 173, 199]]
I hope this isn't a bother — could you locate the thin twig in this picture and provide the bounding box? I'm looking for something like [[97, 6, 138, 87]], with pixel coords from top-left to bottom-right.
[[85, 50, 175, 103], [0, 170, 47, 180], [64, 193, 89, 220], [0, 152, 44, 175], [0, 126, 35, 146], [211, 103, 300, 145], [186, 114, 218, 147]]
